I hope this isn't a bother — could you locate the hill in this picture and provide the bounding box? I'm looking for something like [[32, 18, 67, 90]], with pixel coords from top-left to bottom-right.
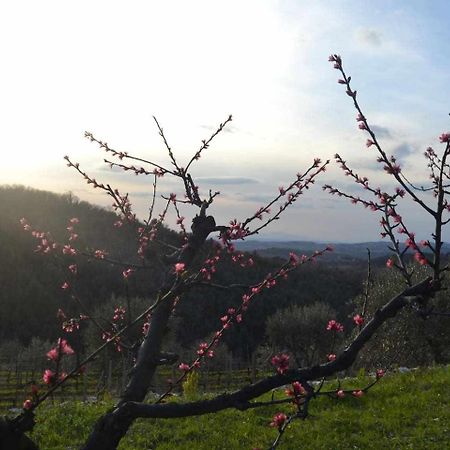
[[235, 239, 450, 264], [0, 185, 170, 343], [0, 185, 366, 351]]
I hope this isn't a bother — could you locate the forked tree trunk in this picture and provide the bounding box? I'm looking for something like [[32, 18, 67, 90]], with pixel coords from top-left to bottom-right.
[[83, 214, 217, 450]]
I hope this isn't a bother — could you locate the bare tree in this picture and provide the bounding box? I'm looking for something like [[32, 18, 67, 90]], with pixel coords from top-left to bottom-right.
[[5, 55, 449, 450]]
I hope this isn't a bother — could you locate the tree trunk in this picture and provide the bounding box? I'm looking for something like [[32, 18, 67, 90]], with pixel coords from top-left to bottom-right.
[[82, 214, 217, 449]]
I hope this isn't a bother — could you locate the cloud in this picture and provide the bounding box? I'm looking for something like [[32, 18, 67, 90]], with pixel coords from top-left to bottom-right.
[[127, 190, 156, 198], [350, 157, 381, 172], [355, 27, 382, 47], [392, 142, 417, 168], [370, 125, 392, 139], [197, 176, 259, 185], [97, 163, 123, 173], [392, 142, 415, 163], [200, 124, 236, 134], [222, 190, 275, 204]]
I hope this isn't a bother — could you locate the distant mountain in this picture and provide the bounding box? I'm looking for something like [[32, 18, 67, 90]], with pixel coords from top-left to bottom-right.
[[235, 240, 450, 264]]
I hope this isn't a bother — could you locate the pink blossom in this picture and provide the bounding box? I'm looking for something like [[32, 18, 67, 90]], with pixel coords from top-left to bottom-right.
[[46, 348, 59, 361], [289, 252, 299, 266], [69, 218, 79, 224], [61, 282, 70, 290], [336, 389, 345, 398], [197, 342, 208, 356], [271, 353, 290, 374], [328, 54, 341, 64], [59, 338, 75, 355], [414, 252, 428, 265], [285, 381, 306, 398], [62, 245, 76, 256], [59, 372, 68, 381], [439, 133, 450, 143], [113, 220, 123, 228], [178, 363, 190, 371], [376, 369, 385, 378], [279, 186, 286, 195], [326, 320, 344, 332], [384, 164, 401, 175], [251, 286, 261, 294], [122, 268, 135, 279], [113, 306, 126, 322], [405, 237, 417, 250], [270, 412, 287, 429], [353, 314, 364, 326], [353, 390, 364, 398], [174, 262, 185, 274], [23, 399, 33, 410], [43, 369, 55, 385], [327, 353, 337, 362], [386, 258, 394, 268], [366, 139, 375, 148], [94, 249, 107, 259], [68, 264, 78, 274]]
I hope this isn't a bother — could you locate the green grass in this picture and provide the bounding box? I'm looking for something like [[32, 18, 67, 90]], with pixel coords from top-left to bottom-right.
[[16, 366, 450, 449]]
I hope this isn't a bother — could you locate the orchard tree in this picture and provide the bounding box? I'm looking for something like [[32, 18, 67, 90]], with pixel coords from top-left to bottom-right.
[[3, 55, 450, 449]]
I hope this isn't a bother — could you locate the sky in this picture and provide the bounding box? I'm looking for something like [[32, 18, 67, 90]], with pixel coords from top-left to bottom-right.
[[1, 0, 450, 242]]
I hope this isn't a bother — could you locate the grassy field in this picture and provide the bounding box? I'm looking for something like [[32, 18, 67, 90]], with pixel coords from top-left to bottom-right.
[[9, 365, 450, 449]]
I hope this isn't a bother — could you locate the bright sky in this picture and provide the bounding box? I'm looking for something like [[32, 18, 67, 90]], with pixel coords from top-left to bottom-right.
[[1, 0, 450, 242]]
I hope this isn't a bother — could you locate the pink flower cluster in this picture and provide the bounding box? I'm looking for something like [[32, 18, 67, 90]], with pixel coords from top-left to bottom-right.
[[353, 314, 364, 326], [42, 339, 75, 387], [326, 320, 344, 332], [137, 226, 153, 257], [200, 256, 220, 280], [271, 353, 290, 375], [225, 219, 249, 241], [285, 381, 306, 401], [46, 338, 75, 361], [174, 262, 186, 274], [94, 249, 108, 259], [20, 218, 58, 254], [113, 306, 126, 322], [270, 412, 287, 429]]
